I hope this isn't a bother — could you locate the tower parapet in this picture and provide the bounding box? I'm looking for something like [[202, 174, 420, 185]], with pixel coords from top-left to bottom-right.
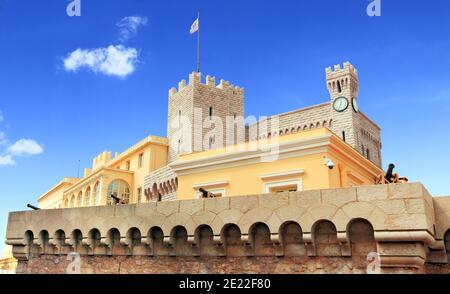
[[168, 72, 244, 98], [167, 72, 245, 163]]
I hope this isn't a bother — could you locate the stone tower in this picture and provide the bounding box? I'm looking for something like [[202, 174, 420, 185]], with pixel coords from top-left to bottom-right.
[[167, 72, 245, 163], [326, 62, 382, 167]]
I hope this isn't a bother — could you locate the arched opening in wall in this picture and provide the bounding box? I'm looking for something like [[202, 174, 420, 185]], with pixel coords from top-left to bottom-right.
[[63, 198, 69, 208], [313, 220, 341, 256], [171, 226, 188, 255], [84, 187, 91, 206], [195, 225, 215, 256], [279, 221, 305, 256], [88, 229, 101, 248], [347, 219, 376, 256], [54, 230, 66, 247], [127, 228, 142, 247], [93, 182, 100, 206], [70, 195, 75, 208], [76, 191, 82, 207], [71, 229, 83, 251], [107, 180, 131, 205], [24, 230, 34, 246], [337, 81, 342, 93], [39, 230, 49, 250], [107, 228, 121, 247], [249, 223, 274, 256], [445, 230, 450, 263], [148, 227, 164, 253], [222, 224, 242, 256]]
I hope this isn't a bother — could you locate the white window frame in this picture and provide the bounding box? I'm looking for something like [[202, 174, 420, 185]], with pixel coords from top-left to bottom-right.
[[195, 188, 227, 199], [263, 178, 303, 194]]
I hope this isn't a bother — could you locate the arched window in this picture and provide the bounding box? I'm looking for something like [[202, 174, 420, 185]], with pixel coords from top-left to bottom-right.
[[93, 182, 100, 206], [85, 187, 91, 207], [76, 192, 82, 207], [63, 198, 69, 208], [107, 180, 130, 205], [70, 195, 75, 208]]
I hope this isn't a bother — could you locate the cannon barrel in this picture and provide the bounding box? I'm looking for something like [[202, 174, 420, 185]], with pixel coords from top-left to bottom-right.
[[198, 188, 209, 198], [110, 194, 122, 203], [27, 204, 40, 211], [385, 163, 396, 182]]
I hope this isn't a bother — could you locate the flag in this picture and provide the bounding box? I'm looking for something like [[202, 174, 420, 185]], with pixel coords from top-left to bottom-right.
[[190, 17, 199, 34]]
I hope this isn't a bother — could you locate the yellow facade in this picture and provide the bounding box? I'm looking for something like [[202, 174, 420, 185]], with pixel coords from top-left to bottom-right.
[[172, 128, 382, 200], [37, 135, 168, 209]]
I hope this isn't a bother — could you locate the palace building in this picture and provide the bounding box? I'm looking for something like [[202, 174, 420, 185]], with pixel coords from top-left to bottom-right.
[[8, 62, 450, 274], [37, 62, 383, 209]]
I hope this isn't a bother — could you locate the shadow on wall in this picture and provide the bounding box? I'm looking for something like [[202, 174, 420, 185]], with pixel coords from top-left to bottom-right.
[[22, 218, 379, 258]]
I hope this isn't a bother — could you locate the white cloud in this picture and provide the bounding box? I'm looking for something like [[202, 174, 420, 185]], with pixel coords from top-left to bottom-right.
[[0, 155, 14, 166], [7, 139, 44, 156], [63, 45, 139, 78], [117, 16, 148, 42]]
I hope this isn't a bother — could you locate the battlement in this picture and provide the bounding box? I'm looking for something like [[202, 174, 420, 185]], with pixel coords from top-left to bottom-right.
[[168, 72, 244, 96], [326, 62, 358, 79], [6, 183, 450, 274]]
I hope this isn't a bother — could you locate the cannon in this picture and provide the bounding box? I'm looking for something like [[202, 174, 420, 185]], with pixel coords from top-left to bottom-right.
[[198, 188, 215, 199], [110, 194, 126, 205], [375, 163, 409, 185], [27, 204, 40, 211]]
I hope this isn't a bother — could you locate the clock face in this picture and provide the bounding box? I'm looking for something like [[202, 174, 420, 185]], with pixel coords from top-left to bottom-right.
[[333, 97, 349, 112], [352, 97, 359, 113]]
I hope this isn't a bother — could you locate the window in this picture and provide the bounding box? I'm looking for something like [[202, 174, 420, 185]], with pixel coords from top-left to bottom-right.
[[367, 148, 370, 160], [107, 180, 131, 205], [263, 179, 302, 194], [138, 153, 144, 168], [93, 182, 100, 206], [137, 187, 142, 203], [342, 131, 346, 142], [84, 188, 90, 206], [76, 192, 82, 207], [337, 81, 342, 93], [178, 110, 181, 126], [209, 107, 213, 119], [196, 188, 226, 199], [126, 160, 131, 171]]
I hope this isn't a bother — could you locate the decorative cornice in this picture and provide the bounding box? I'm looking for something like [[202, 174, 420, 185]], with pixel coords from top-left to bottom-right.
[[260, 170, 305, 181], [193, 180, 229, 189], [170, 134, 332, 176]]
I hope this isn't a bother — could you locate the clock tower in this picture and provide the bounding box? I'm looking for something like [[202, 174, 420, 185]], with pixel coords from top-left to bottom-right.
[[326, 62, 382, 167], [326, 62, 360, 150]]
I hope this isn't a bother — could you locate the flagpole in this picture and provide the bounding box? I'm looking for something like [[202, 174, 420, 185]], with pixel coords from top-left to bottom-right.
[[197, 11, 201, 73]]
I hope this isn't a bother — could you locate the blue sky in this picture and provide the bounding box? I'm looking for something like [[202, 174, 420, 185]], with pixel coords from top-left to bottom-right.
[[1, 0, 450, 255]]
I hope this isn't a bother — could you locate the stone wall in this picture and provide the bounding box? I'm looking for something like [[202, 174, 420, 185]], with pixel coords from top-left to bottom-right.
[[6, 183, 450, 274]]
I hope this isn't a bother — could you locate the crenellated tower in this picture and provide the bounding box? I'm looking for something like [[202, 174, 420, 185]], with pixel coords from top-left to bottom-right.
[[167, 72, 245, 163], [326, 62, 382, 167]]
